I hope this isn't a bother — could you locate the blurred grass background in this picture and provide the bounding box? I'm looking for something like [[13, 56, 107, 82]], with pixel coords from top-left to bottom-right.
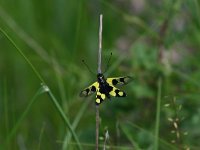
[[0, 0, 200, 149]]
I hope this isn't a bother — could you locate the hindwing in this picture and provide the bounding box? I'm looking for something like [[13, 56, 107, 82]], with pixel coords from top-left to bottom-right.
[[108, 84, 126, 97], [95, 88, 106, 105], [95, 82, 126, 105]]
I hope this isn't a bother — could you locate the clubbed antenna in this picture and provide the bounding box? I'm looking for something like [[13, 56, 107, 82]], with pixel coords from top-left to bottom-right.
[[103, 52, 112, 74]]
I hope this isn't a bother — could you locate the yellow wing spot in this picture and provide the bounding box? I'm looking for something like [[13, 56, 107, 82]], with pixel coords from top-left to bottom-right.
[[96, 98, 100, 104], [119, 91, 123, 96], [93, 82, 99, 88], [109, 91, 116, 96], [101, 94, 106, 100]]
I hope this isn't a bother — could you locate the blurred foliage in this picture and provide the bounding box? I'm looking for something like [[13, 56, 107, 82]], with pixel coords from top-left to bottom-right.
[[0, 0, 200, 149]]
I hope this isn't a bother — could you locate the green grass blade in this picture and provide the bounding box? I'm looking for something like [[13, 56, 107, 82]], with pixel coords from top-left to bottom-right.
[[51, 56, 68, 110], [0, 23, 81, 150], [126, 122, 178, 150], [5, 84, 48, 146], [62, 99, 92, 150], [45, 85, 82, 150], [120, 124, 141, 150], [3, 79, 9, 150], [154, 77, 162, 150], [173, 69, 200, 88], [0, 26, 44, 83], [0, 6, 51, 64], [37, 122, 46, 150], [101, 0, 158, 39]]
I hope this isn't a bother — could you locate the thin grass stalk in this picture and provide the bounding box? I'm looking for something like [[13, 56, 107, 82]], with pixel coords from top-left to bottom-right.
[[154, 77, 162, 150], [120, 125, 140, 150], [62, 99, 92, 150], [100, 1, 159, 40], [126, 121, 178, 150], [0, 7, 50, 63], [37, 122, 46, 150], [5, 85, 48, 146], [96, 14, 103, 150], [3, 79, 9, 150], [46, 86, 82, 150], [98, 14, 103, 74], [51, 56, 68, 111], [0, 26, 44, 83], [95, 105, 100, 150], [0, 21, 82, 150]]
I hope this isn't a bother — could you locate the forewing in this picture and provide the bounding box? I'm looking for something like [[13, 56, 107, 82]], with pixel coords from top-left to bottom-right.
[[80, 82, 99, 97], [106, 76, 132, 86]]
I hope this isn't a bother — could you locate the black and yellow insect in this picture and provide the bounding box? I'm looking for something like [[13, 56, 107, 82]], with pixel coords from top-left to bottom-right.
[[80, 73, 132, 105]]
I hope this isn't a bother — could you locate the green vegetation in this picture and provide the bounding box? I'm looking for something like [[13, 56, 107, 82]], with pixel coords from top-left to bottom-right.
[[0, 0, 200, 149]]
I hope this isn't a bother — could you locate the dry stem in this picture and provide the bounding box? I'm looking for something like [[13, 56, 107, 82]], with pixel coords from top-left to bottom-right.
[[96, 14, 103, 150]]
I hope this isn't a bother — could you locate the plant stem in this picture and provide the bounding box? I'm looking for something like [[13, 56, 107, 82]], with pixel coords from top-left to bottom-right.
[[98, 14, 103, 74], [154, 77, 162, 150], [96, 14, 103, 150], [96, 105, 100, 150]]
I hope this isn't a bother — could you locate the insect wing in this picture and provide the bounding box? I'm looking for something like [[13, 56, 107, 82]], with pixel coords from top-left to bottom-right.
[[95, 88, 106, 105], [108, 84, 126, 97], [80, 82, 99, 97], [106, 76, 132, 86]]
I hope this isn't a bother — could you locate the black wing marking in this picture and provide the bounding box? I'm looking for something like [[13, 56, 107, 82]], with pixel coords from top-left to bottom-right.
[[108, 84, 126, 97], [95, 88, 106, 105]]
